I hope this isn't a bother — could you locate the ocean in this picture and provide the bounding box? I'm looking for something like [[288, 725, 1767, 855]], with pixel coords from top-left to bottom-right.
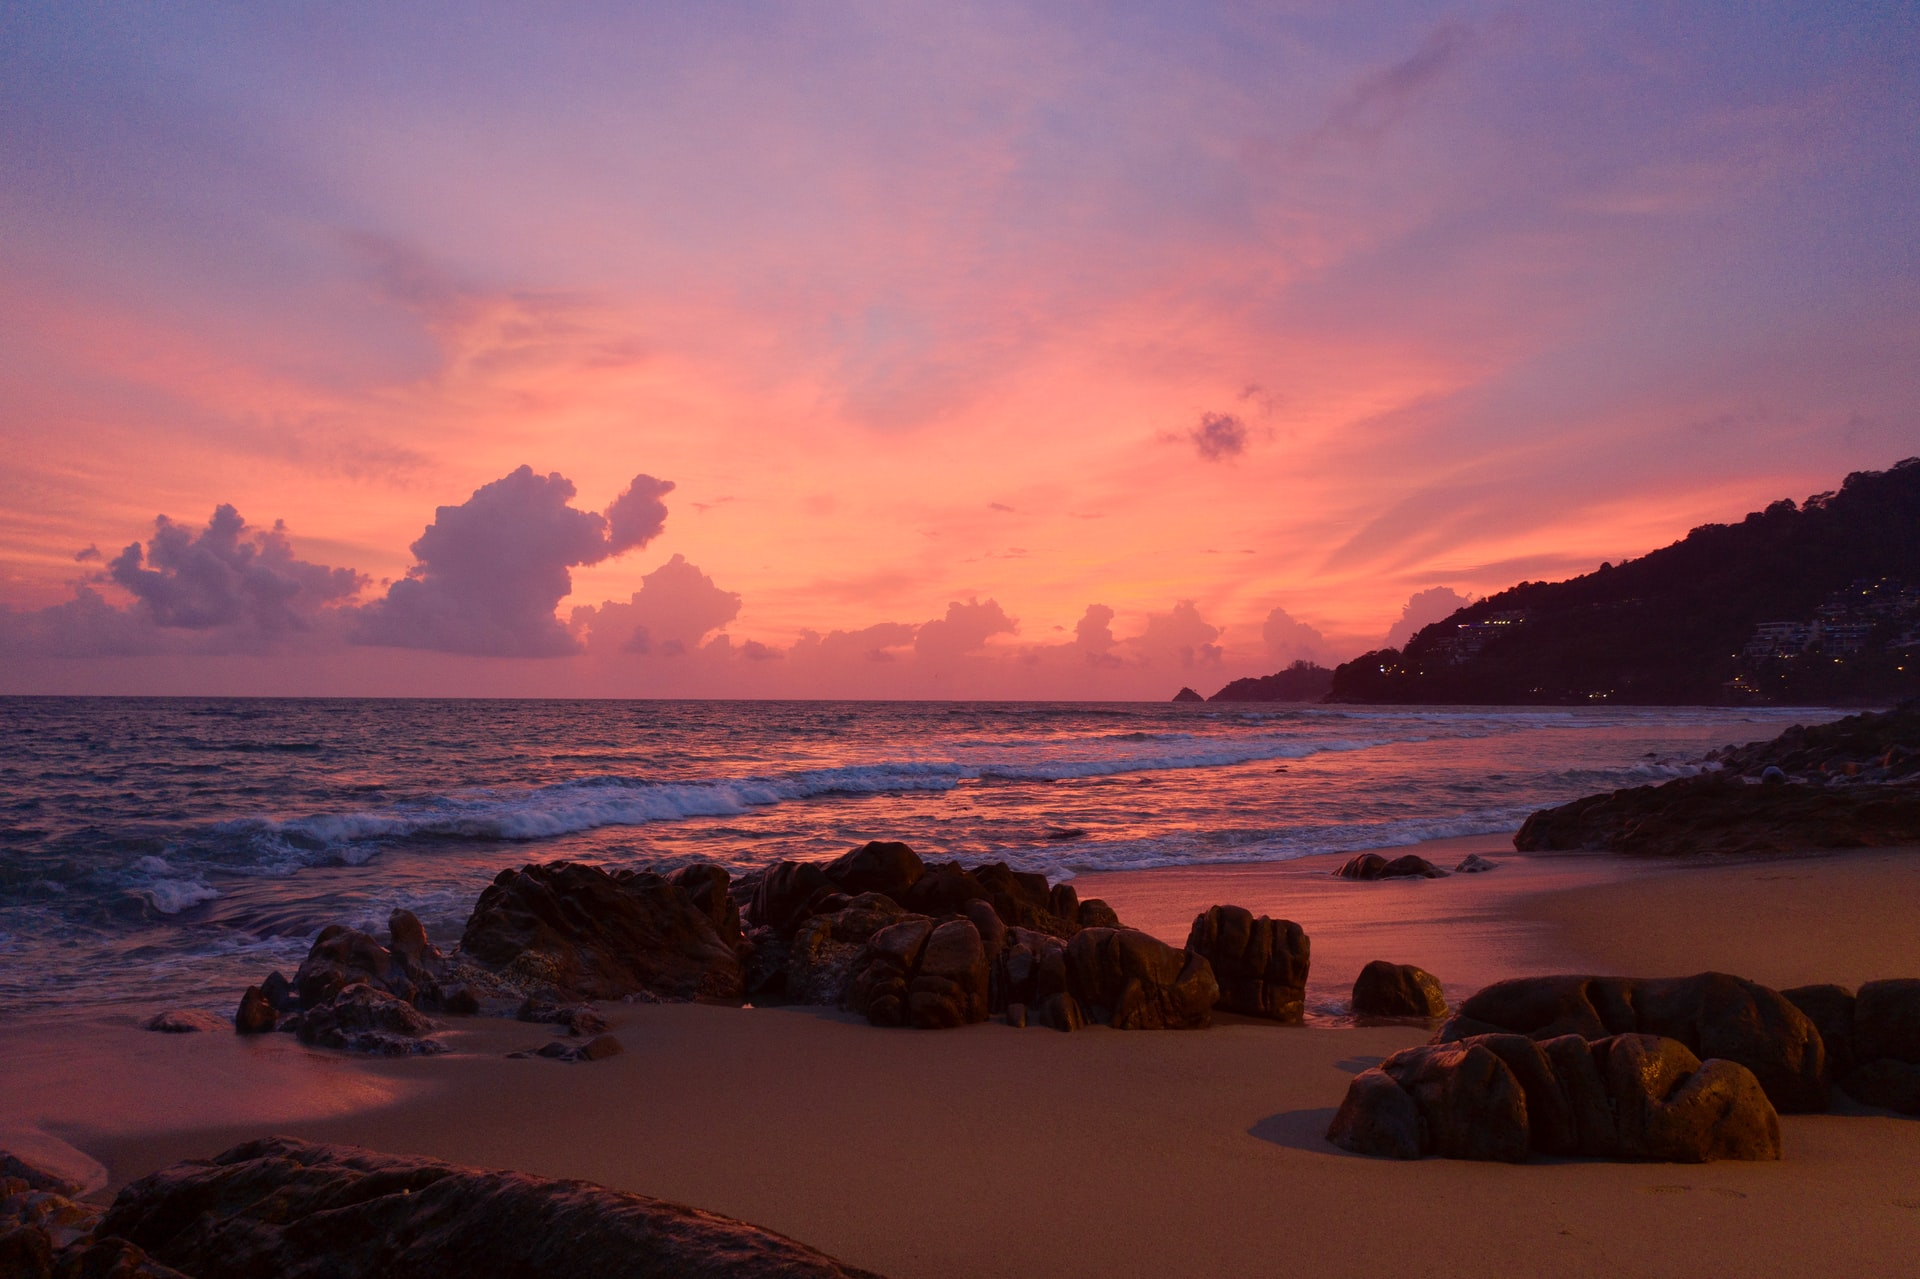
[[0, 697, 1838, 1016]]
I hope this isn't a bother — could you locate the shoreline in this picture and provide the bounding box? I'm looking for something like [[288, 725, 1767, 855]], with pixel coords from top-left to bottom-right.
[[7, 835, 1920, 1276]]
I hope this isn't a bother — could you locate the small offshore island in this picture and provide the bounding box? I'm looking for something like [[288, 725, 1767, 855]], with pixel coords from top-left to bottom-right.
[[6, 701, 1920, 1278]]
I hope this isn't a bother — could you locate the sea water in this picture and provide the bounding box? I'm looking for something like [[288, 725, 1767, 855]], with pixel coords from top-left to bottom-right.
[[0, 697, 1838, 1015]]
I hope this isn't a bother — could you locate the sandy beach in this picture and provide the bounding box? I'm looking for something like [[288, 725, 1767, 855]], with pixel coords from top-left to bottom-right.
[[7, 837, 1920, 1278]]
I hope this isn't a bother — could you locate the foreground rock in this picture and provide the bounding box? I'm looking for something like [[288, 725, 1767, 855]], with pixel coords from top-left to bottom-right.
[[1438, 972, 1828, 1112], [89, 1137, 884, 1278], [461, 861, 744, 1003], [1328, 1032, 1781, 1163], [296, 983, 447, 1056], [1334, 853, 1447, 880], [1783, 978, 1920, 1114], [1185, 906, 1309, 1021], [1351, 961, 1447, 1018], [1, 1149, 187, 1279]]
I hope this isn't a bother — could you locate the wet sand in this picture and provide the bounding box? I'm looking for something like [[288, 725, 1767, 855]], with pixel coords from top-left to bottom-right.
[[7, 838, 1920, 1278]]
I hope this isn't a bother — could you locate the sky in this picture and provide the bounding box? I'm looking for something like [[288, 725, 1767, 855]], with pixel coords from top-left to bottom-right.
[[2, 2, 1916, 698]]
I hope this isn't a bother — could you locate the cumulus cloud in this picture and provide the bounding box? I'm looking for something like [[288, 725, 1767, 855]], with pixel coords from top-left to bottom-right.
[[1262, 605, 1338, 667], [108, 505, 366, 633], [1384, 585, 1473, 649], [1189, 412, 1248, 462], [788, 621, 918, 665], [1133, 600, 1223, 668], [0, 507, 365, 657], [914, 597, 1017, 663], [355, 465, 671, 656], [573, 553, 741, 656], [1073, 603, 1121, 667]]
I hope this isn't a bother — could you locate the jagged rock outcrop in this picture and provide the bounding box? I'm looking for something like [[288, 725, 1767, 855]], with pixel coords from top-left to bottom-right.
[[296, 983, 447, 1056], [1784, 978, 1920, 1113], [460, 861, 744, 1004], [294, 909, 452, 1008], [746, 844, 1082, 945], [1436, 972, 1827, 1112], [1328, 1032, 1781, 1162], [787, 895, 913, 1007], [1351, 961, 1447, 1018], [1063, 927, 1218, 1030], [1185, 906, 1309, 1021], [1334, 853, 1447, 880], [95, 1137, 885, 1278], [1, 1150, 186, 1279]]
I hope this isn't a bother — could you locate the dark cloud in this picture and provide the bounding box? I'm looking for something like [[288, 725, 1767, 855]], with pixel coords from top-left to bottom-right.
[[1189, 412, 1248, 462], [355, 465, 671, 656], [109, 505, 365, 632], [2, 507, 363, 656], [1384, 586, 1473, 649], [74, 545, 101, 563], [573, 554, 741, 656], [1317, 21, 1474, 144]]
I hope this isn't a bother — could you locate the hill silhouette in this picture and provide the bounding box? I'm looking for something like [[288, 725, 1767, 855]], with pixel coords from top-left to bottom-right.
[[1208, 661, 1335, 702], [1328, 457, 1920, 706]]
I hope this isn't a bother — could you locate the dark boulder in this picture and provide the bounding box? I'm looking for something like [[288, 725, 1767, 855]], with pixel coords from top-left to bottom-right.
[[1064, 928, 1217, 1030], [1454, 854, 1499, 873], [525, 1034, 625, 1064], [1184, 906, 1309, 1021], [667, 864, 742, 951], [822, 841, 925, 902], [233, 987, 277, 1035], [907, 920, 990, 1029], [98, 1137, 885, 1278], [1075, 899, 1121, 930], [144, 1009, 226, 1034], [1334, 853, 1446, 880], [460, 861, 743, 1004], [746, 860, 841, 938], [786, 895, 910, 1007], [1033, 991, 1086, 1031], [1841, 1057, 1920, 1113], [1442, 972, 1828, 1113], [1330, 1032, 1780, 1162], [1351, 961, 1447, 1018], [1782, 983, 1857, 1079], [296, 983, 446, 1056], [1854, 978, 1920, 1064]]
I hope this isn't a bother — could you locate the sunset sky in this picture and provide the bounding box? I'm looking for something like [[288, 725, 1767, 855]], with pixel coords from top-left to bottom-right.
[[2, 2, 1916, 697]]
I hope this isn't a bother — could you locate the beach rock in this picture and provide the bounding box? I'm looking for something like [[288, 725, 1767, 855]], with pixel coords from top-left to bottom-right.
[[1513, 769, 1920, 856], [295, 924, 408, 1006], [1033, 991, 1086, 1031], [1454, 854, 1500, 873], [296, 983, 446, 1056], [746, 860, 840, 938], [386, 909, 445, 981], [1075, 899, 1121, 930], [742, 926, 790, 1000], [992, 928, 1066, 1011], [1048, 883, 1079, 920], [516, 998, 609, 1036], [1004, 1002, 1028, 1028], [1782, 983, 1857, 1078], [1325, 1067, 1426, 1160], [259, 970, 297, 1012], [667, 864, 743, 951], [1, 1152, 87, 1199], [1853, 978, 1920, 1064], [1334, 853, 1447, 880], [1351, 961, 1447, 1018], [788, 895, 912, 1007], [1329, 1032, 1780, 1162], [99, 1137, 885, 1278], [1840, 1057, 1920, 1114], [899, 861, 991, 918], [233, 986, 277, 1035], [823, 841, 926, 902], [1184, 906, 1309, 1022], [962, 899, 1008, 959], [1442, 972, 1828, 1113], [907, 919, 990, 1029], [1064, 927, 1217, 1030], [460, 861, 744, 1004], [529, 1033, 625, 1064], [143, 1009, 226, 1034]]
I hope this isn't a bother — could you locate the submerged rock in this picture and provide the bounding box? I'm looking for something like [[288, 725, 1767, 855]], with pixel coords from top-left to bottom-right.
[[1351, 961, 1448, 1018], [1329, 1032, 1780, 1163], [1185, 905, 1309, 1022], [98, 1137, 885, 1278], [1334, 853, 1447, 880]]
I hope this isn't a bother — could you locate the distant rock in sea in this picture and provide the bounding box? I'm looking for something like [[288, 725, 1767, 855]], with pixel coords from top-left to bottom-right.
[[1171, 686, 1204, 703]]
